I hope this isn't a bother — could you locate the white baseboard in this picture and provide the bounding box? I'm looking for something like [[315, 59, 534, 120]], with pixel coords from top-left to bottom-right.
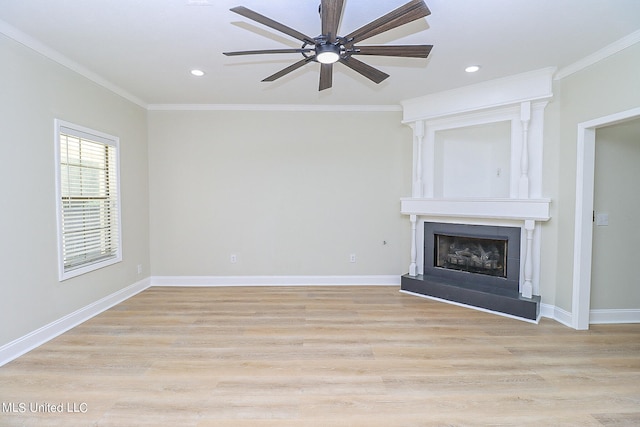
[[150, 275, 401, 287], [540, 303, 573, 328], [534, 305, 640, 327], [0, 278, 150, 367], [589, 309, 640, 324]]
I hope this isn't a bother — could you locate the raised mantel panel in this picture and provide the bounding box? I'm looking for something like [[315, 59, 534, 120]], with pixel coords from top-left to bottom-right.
[[401, 67, 555, 123], [400, 198, 551, 222]]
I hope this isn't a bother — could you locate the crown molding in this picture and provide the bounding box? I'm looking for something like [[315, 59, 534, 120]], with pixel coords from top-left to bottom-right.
[[0, 19, 147, 109], [555, 29, 640, 80], [146, 103, 402, 112]]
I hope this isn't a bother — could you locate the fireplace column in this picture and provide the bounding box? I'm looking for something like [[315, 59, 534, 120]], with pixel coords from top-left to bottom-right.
[[409, 215, 418, 276], [522, 219, 535, 298], [411, 120, 425, 198], [519, 101, 531, 198]]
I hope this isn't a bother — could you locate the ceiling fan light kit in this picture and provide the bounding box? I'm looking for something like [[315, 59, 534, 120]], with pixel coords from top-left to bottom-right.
[[223, 0, 433, 91], [315, 43, 341, 64]]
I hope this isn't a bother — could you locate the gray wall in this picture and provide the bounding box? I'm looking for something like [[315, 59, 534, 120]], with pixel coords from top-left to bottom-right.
[[147, 110, 412, 276], [544, 42, 640, 312], [0, 34, 150, 346], [591, 118, 640, 309]]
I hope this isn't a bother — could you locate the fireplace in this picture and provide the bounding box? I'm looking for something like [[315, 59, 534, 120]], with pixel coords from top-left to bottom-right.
[[399, 77, 554, 322], [401, 220, 540, 322], [424, 222, 521, 291]]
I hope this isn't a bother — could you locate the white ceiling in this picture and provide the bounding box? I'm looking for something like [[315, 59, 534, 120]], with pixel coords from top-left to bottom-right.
[[1, 0, 639, 106]]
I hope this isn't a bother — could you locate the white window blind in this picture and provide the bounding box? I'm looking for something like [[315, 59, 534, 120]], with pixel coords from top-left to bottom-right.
[[55, 120, 122, 280]]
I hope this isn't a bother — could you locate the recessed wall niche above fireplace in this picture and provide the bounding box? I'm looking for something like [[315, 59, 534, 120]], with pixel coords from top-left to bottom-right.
[[398, 68, 554, 322]]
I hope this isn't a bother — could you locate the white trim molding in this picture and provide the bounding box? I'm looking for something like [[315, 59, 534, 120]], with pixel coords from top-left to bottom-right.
[[54, 119, 123, 281], [589, 309, 640, 325], [540, 303, 573, 329], [401, 198, 550, 221], [0, 278, 150, 367], [0, 19, 147, 108], [150, 275, 401, 287], [555, 29, 640, 80], [146, 104, 402, 112], [572, 107, 640, 330]]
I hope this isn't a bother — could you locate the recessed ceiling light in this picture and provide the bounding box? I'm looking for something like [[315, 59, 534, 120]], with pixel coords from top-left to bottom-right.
[[190, 69, 205, 77], [465, 65, 481, 73]]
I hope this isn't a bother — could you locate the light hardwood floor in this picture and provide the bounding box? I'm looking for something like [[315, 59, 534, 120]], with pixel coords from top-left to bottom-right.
[[1, 286, 639, 426]]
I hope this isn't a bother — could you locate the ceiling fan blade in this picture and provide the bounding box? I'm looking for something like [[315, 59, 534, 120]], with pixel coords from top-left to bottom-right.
[[224, 48, 314, 56], [319, 63, 333, 91], [262, 57, 315, 82], [343, 0, 430, 45], [230, 6, 316, 45], [352, 45, 433, 58], [321, 0, 346, 43], [339, 56, 389, 84]]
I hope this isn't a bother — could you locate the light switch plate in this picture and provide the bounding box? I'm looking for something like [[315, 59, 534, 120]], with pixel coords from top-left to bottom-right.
[[595, 213, 609, 226]]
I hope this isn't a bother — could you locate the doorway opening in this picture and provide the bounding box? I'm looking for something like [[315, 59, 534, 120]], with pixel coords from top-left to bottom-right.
[[572, 107, 640, 329]]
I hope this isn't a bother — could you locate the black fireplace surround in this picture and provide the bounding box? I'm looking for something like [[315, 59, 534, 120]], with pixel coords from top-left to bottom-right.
[[424, 222, 521, 291], [401, 222, 540, 321]]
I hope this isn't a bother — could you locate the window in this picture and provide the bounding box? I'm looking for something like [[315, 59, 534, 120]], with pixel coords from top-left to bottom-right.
[[54, 120, 122, 281]]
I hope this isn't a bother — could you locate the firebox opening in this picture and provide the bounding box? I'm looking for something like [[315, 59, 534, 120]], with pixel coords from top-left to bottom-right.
[[435, 234, 507, 278], [423, 222, 521, 292]]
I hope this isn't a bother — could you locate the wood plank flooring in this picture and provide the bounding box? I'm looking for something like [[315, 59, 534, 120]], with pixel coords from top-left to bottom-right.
[[1, 286, 639, 426]]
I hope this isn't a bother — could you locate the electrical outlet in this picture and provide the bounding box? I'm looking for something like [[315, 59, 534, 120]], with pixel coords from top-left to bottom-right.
[[230, 254, 238, 263], [349, 254, 356, 263], [137, 264, 143, 274]]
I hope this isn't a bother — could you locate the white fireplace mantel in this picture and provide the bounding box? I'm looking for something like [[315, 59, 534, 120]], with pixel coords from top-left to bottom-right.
[[399, 68, 554, 301], [401, 198, 550, 222]]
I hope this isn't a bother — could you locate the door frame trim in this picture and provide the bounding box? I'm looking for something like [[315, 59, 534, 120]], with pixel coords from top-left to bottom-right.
[[572, 107, 640, 329]]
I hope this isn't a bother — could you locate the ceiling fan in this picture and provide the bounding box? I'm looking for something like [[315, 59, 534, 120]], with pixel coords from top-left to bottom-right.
[[223, 0, 432, 91]]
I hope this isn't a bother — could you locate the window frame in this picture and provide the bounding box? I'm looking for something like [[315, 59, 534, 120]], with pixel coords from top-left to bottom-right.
[[54, 119, 122, 281]]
